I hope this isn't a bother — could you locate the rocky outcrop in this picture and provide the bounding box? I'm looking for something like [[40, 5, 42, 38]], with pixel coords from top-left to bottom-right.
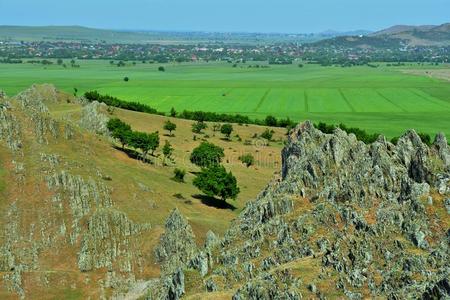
[[150, 121, 450, 299], [45, 170, 113, 244], [78, 209, 141, 272], [154, 209, 198, 274], [0, 102, 23, 153], [79, 101, 109, 135]]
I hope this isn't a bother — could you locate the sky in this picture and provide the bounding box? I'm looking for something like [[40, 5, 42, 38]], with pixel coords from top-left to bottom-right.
[[0, 0, 448, 33]]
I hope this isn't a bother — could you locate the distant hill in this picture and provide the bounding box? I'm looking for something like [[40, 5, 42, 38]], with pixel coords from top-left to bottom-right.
[[0, 25, 371, 45], [371, 23, 450, 46], [0, 25, 180, 43], [313, 23, 450, 48]]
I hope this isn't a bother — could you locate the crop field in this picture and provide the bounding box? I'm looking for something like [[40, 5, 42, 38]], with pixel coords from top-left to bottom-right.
[[1, 60, 449, 137]]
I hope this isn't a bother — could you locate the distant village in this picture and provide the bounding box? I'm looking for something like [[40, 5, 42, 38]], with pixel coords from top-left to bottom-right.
[[0, 39, 448, 66]]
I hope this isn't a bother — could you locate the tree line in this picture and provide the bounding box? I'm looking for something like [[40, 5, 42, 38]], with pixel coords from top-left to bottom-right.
[[315, 122, 433, 145], [85, 91, 296, 129]]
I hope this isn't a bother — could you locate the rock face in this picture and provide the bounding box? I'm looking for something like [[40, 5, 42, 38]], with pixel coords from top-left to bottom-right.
[[154, 209, 198, 274], [79, 101, 109, 135], [151, 121, 450, 299], [78, 209, 141, 272]]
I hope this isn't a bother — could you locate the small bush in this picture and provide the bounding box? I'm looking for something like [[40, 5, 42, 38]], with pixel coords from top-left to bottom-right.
[[172, 168, 186, 183], [261, 128, 274, 141], [239, 154, 255, 167]]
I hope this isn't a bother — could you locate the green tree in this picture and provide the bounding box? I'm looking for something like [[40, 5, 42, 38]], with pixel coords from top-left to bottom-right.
[[190, 142, 224, 168], [57, 58, 63, 65], [162, 140, 174, 164], [220, 123, 233, 140], [163, 120, 177, 136], [192, 121, 207, 134], [158, 66, 165, 72], [193, 165, 240, 201], [239, 153, 255, 168], [123, 76, 129, 82], [130, 131, 159, 160], [265, 115, 278, 127], [107, 118, 132, 149], [170, 107, 177, 117]]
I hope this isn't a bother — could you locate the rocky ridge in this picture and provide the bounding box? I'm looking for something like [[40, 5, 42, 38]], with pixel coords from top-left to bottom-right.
[[149, 121, 450, 299], [0, 85, 150, 299]]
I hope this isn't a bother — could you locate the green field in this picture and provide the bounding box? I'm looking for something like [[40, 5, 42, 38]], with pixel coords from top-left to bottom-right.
[[1, 60, 449, 137]]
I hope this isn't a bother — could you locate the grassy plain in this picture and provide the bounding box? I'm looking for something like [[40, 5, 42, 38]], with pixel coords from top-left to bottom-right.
[[1, 60, 449, 137]]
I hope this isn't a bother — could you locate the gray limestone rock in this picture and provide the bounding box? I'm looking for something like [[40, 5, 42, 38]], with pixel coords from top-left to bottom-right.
[[79, 101, 109, 135]]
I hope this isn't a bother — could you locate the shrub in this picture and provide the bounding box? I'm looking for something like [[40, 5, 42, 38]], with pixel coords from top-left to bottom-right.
[[172, 168, 186, 183], [418, 132, 432, 146], [158, 66, 165, 72], [239, 154, 255, 167], [123, 76, 129, 82], [261, 128, 274, 141]]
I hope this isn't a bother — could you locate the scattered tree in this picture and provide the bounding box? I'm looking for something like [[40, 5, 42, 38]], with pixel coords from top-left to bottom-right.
[[190, 142, 224, 168], [192, 121, 207, 134], [57, 58, 63, 65], [158, 66, 165, 72], [220, 123, 233, 140], [239, 154, 255, 168], [123, 76, 129, 82], [163, 120, 177, 136], [162, 140, 174, 164], [193, 165, 240, 201]]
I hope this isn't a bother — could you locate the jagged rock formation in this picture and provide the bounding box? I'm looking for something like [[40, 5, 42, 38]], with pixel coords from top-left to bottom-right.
[[79, 101, 110, 135], [149, 121, 450, 299], [78, 208, 143, 272]]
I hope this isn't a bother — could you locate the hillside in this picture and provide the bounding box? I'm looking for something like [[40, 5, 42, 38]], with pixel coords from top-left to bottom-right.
[[0, 84, 285, 298], [314, 22, 450, 48], [0, 84, 448, 299], [372, 23, 450, 46]]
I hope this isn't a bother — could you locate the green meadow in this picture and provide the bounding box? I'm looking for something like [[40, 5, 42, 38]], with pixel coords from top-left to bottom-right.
[[1, 60, 449, 137]]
